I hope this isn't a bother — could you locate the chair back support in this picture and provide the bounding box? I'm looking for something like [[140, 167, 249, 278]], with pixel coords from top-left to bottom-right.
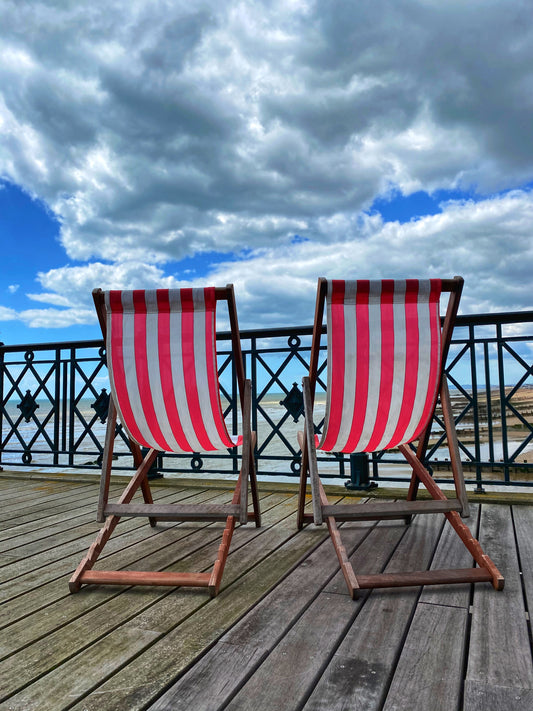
[[319, 279, 443, 453], [105, 287, 240, 452]]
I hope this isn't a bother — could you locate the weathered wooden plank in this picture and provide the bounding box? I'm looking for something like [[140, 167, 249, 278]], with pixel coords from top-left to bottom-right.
[[465, 504, 533, 697], [512, 505, 533, 631], [419, 504, 480, 609], [464, 679, 533, 711], [379, 506, 483, 710], [0, 493, 289, 665], [217, 526, 409, 711], [145, 520, 378, 711], [0, 480, 81, 505], [302, 513, 445, 711], [0, 492, 294, 692], [4, 516, 326, 710], [0, 488, 230, 613], [382, 603, 468, 711], [0, 486, 226, 583], [0, 483, 101, 522], [1, 626, 162, 710], [0, 479, 86, 502], [0, 479, 29, 495], [0, 492, 287, 640], [0, 485, 185, 561], [59, 496, 340, 711], [224, 592, 357, 711], [0, 484, 126, 544]]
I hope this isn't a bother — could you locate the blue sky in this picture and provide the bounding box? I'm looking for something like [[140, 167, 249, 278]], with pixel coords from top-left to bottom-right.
[[1, 0, 532, 346]]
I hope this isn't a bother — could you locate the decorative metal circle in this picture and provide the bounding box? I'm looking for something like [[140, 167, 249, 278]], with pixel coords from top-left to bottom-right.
[[24, 350, 35, 363], [290, 457, 301, 474], [288, 335, 301, 349], [99, 346, 106, 360], [22, 451, 32, 464], [191, 455, 203, 471]]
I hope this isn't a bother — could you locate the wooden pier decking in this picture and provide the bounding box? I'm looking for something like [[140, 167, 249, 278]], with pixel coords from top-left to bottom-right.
[[0, 473, 532, 710]]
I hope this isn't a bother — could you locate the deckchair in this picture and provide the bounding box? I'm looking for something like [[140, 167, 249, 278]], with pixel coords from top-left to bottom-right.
[[297, 277, 504, 598], [69, 285, 260, 597]]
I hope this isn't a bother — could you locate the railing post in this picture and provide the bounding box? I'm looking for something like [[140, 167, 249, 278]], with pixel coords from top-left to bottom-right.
[[497, 323, 510, 484], [345, 453, 377, 491], [469, 324, 484, 493], [251, 336, 258, 472], [53, 347, 61, 467], [0, 342, 4, 471], [483, 341, 494, 465]]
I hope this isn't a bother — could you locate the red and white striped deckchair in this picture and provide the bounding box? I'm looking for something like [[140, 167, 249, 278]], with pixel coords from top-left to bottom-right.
[[297, 277, 504, 598], [69, 285, 260, 597]]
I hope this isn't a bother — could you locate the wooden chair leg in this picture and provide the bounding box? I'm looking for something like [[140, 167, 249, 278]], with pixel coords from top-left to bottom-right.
[[302, 377, 323, 526], [69, 448, 159, 593], [297, 436, 309, 530], [406, 427, 431, 505], [399, 443, 504, 590], [130, 439, 158, 527], [239, 380, 252, 526], [96, 398, 117, 523], [440, 378, 469, 517], [249, 432, 261, 527], [208, 515, 237, 597]]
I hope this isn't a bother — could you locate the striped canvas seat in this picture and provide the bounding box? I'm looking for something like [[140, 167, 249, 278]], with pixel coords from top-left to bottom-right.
[[319, 279, 442, 453], [106, 287, 240, 453], [297, 276, 504, 598]]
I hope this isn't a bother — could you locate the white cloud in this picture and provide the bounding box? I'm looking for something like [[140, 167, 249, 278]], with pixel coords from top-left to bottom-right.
[[0, 0, 532, 330], [0, 306, 17, 321], [7, 285, 19, 294], [8, 190, 531, 330]]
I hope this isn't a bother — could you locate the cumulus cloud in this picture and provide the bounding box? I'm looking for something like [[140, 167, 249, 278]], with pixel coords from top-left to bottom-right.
[[0, 0, 532, 329], [7, 190, 531, 330]]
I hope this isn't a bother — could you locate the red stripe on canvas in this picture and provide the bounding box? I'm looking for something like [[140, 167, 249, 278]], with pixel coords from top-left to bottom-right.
[[320, 280, 346, 451], [342, 280, 370, 452], [107, 291, 148, 447], [365, 280, 395, 452], [412, 279, 442, 440], [156, 289, 191, 451], [203, 288, 235, 448], [383, 279, 421, 448], [181, 289, 214, 450], [132, 290, 171, 451]]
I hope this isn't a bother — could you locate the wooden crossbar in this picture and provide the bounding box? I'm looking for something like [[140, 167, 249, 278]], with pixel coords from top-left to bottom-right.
[[319, 499, 463, 521], [104, 503, 242, 520], [355, 567, 492, 589], [78, 570, 212, 587]]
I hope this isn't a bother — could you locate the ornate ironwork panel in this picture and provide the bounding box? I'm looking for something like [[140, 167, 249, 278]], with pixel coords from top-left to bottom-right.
[[0, 311, 532, 488]]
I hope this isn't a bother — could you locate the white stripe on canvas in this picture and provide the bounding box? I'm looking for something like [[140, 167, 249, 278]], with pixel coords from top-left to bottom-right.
[[402, 281, 436, 441], [119, 291, 158, 447], [357, 281, 383, 450], [374, 280, 408, 451]]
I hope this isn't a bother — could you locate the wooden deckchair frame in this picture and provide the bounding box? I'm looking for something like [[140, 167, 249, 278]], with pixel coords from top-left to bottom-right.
[[69, 284, 260, 597], [297, 276, 504, 598]]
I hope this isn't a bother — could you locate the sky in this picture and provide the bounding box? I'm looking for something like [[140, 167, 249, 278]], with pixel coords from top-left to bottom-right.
[[0, 0, 533, 345]]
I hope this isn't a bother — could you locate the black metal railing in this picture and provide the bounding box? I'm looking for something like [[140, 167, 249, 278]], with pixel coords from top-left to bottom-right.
[[1, 311, 532, 489]]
